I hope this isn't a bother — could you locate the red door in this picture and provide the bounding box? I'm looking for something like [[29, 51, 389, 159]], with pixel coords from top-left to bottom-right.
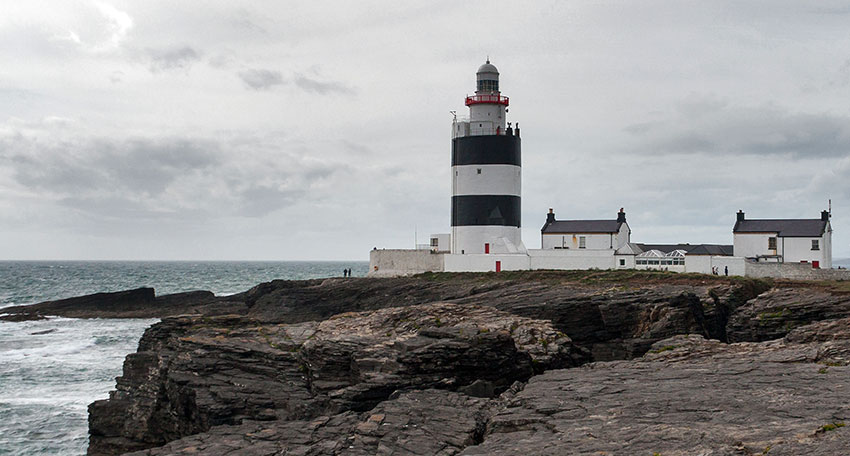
[[484, 243, 490, 254], [495, 261, 501, 272], [813, 261, 820, 269]]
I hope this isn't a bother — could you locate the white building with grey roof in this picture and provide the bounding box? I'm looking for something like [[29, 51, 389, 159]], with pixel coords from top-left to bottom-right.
[[733, 210, 832, 268]]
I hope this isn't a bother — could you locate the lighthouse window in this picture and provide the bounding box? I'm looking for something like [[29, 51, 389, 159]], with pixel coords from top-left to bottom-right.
[[477, 79, 499, 92], [477, 168, 481, 174]]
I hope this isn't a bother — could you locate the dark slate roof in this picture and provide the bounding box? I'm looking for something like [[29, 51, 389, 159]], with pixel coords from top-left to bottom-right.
[[733, 219, 828, 237], [634, 243, 734, 256], [542, 220, 624, 234], [686, 244, 734, 256]]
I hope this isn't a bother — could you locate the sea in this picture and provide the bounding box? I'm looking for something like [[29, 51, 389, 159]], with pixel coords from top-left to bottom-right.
[[0, 261, 368, 456]]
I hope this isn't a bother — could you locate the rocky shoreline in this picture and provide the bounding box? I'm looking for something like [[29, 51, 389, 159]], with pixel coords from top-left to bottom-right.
[[5, 270, 850, 454]]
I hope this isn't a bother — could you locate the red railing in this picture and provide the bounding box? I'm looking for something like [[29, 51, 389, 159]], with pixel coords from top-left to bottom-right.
[[465, 94, 509, 106]]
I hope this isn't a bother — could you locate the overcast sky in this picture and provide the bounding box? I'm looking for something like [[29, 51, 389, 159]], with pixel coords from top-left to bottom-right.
[[1, 1, 849, 261]]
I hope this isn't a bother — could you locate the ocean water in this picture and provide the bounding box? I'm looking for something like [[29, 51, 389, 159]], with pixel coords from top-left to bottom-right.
[[0, 261, 368, 456]]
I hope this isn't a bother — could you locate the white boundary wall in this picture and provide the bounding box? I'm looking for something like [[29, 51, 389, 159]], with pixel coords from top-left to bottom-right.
[[745, 261, 850, 280], [528, 249, 616, 270], [368, 249, 445, 277], [443, 254, 530, 272], [685, 256, 746, 276]]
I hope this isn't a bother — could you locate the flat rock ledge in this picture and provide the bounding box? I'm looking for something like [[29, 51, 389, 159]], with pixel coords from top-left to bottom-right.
[[461, 319, 850, 456]]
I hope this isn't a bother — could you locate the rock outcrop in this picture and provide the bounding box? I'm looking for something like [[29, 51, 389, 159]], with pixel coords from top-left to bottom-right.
[[0, 288, 234, 321], [123, 390, 492, 456], [97, 313, 850, 456], [461, 323, 850, 455], [50, 270, 850, 454], [88, 303, 583, 455], [727, 287, 850, 342]]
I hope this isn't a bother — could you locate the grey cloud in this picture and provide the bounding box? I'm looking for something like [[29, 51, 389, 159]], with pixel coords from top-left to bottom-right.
[[4, 135, 220, 197], [147, 46, 202, 72], [293, 74, 355, 95], [629, 102, 850, 159], [237, 185, 303, 217], [0, 126, 349, 221], [238, 69, 284, 90]]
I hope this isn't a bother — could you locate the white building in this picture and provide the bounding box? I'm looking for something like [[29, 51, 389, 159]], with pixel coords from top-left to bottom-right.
[[540, 208, 630, 250], [733, 210, 833, 268]]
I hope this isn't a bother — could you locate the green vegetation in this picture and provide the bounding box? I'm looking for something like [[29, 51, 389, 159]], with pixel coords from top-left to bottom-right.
[[649, 345, 678, 354], [757, 308, 792, 320], [819, 422, 846, 433], [818, 367, 829, 374]]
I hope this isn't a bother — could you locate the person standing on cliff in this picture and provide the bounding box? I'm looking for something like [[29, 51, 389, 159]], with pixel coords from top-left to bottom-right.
[[724, 266, 728, 276]]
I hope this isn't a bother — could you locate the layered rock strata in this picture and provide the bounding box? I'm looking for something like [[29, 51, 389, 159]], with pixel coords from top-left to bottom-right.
[[88, 303, 583, 455]]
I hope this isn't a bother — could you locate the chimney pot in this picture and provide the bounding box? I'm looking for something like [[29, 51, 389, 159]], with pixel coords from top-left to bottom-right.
[[546, 208, 556, 224], [617, 208, 626, 223], [822, 210, 830, 221], [737, 210, 745, 222]]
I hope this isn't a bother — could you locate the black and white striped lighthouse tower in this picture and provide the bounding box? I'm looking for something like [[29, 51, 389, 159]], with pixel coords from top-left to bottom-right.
[[451, 60, 524, 255]]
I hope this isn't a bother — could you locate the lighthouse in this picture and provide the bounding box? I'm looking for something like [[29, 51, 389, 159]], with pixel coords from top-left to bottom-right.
[[450, 60, 524, 255]]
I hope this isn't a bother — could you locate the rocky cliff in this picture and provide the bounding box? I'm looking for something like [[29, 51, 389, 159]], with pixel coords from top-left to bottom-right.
[[10, 270, 850, 455]]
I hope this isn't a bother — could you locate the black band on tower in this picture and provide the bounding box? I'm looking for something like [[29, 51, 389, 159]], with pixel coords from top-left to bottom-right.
[[452, 135, 521, 166], [451, 195, 521, 227]]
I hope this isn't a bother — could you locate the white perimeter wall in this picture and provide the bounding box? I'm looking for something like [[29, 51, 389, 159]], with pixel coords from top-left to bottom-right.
[[369, 249, 445, 277], [685, 256, 746, 276], [444, 253, 529, 272], [527, 249, 616, 270]]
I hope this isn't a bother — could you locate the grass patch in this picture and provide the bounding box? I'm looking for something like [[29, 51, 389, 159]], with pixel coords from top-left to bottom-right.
[[820, 422, 846, 433], [757, 308, 792, 320], [649, 345, 678, 354]]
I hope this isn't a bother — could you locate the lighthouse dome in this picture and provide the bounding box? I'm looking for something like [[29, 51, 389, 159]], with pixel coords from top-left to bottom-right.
[[477, 60, 499, 74]]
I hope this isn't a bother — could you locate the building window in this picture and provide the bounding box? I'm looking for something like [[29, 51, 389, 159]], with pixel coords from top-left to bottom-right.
[[430, 238, 438, 247], [812, 240, 820, 251], [477, 168, 481, 174], [768, 237, 777, 250], [619, 259, 626, 266], [579, 236, 586, 249]]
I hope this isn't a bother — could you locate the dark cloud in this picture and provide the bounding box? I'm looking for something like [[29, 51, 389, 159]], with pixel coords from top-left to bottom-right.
[[4, 136, 220, 197], [0, 125, 351, 222], [293, 74, 354, 95], [147, 46, 202, 72], [628, 102, 850, 159], [238, 69, 284, 90]]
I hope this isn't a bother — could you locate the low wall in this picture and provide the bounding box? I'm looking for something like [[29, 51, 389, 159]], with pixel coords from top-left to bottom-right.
[[527, 249, 615, 270], [443, 254, 530, 272], [685, 256, 746, 276], [368, 249, 445, 277], [745, 261, 850, 280]]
